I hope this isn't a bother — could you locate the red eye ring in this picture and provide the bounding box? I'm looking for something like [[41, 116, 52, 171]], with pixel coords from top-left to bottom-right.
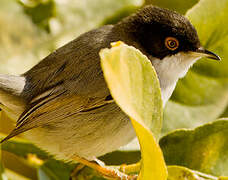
[[165, 37, 179, 51]]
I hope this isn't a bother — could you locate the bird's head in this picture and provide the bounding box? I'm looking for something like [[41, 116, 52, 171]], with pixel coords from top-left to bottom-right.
[[118, 5, 220, 61], [116, 5, 220, 104]]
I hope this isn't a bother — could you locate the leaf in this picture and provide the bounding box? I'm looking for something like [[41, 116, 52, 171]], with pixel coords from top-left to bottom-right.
[[19, 0, 56, 32], [163, 0, 228, 134], [168, 165, 223, 180], [219, 177, 228, 180], [100, 42, 163, 136], [0, 133, 49, 160], [160, 119, 228, 177], [4, 169, 29, 180], [145, 0, 199, 14], [0, 149, 7, 180], [37, 168, 51, 180], [167, 166, 200, 180], [186, 0, 228, 78], [100, 42, 167, 180], [100, 150, 141, 165], [0, 133, 75, 180], [38, 160, 74, 180]]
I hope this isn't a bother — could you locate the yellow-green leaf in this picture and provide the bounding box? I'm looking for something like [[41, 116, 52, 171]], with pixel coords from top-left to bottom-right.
[[167, 166, 199, 180], [219, 177, 228, 180], [160, 119, 228, 177], [168, 165, 220, 180], [100, 42, 167, 180], [0, 148, 7, 180], [100, 42, 163, 136]]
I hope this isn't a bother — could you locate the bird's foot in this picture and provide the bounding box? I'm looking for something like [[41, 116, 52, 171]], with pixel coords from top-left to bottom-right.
[[71, 156, 137, 180]]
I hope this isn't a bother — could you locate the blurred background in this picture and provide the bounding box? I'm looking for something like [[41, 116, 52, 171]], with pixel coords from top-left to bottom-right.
[[0, 0, 227, 179]]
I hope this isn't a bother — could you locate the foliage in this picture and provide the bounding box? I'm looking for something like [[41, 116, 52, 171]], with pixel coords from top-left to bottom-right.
[[100, 42, 167, 179], [0, 0, 228, 179], [160, 119, 228, 177]]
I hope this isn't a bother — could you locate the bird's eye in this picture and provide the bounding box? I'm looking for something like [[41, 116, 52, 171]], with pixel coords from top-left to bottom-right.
[[165, 37, 179, 51]]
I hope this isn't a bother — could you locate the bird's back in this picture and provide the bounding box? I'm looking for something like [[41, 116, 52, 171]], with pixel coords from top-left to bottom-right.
[[22, 25, 116, 102]]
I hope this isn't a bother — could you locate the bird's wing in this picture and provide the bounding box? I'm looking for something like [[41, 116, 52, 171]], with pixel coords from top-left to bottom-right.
[[0, 25, 116, 143], [1, 85, 113, 143]]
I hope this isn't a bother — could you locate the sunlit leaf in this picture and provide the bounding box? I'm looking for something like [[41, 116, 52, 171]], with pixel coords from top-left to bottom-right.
[[167, 166, 199, 180], [38, 159, 74, 180], [160, 119, 228, 176], [219, 177, 228, 180], [0, 134, 48, 160], [100, 42, 167, 180], [100, 42, 163, 136], [0, 134, 74, 180], [4, 169, 28, 180]]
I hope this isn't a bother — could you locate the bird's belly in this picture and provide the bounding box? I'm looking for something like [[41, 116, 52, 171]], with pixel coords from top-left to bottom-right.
[[23, 103, 136, 161]]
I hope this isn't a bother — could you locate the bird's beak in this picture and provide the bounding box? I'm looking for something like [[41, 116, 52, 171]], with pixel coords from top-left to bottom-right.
[[191, 47, 221, 61]]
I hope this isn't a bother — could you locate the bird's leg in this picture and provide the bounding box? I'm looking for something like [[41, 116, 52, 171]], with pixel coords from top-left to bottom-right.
[[71, 155, 137, 180]]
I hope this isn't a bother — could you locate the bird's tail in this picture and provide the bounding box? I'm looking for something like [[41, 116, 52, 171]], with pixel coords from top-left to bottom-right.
[[0, 74, 26, 120]]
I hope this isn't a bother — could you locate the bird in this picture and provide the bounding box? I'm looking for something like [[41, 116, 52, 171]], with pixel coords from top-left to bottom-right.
[[0, 5, 220, 179]]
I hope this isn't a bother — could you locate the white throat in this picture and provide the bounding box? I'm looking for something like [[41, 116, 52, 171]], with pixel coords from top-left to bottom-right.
[[151, 52, 200, 106]]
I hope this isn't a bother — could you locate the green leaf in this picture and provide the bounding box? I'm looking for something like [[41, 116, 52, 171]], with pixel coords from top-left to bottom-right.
[[168, 166, 222, 180], [37, 168, 51, 180], [100, 150, 141, 165], [219, 177, 228, 180], [38, 160, 74, 180], [186, 0, 228, 78], [19, 0, 56, 32], [0, 134, 49, 160], [145, 0, 199, 14], [160, 119, 228, 176], [163, 0, 228, 134], [4, 169, 29, 180], [167, 166, 199, 180], [0, 134, 75, 180], [0, 148, 7, 180], [100, 42, 167, 180]]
